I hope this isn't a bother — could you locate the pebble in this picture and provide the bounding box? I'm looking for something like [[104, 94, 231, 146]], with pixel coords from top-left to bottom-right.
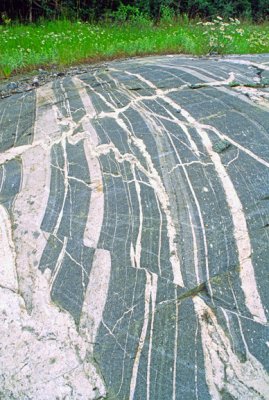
[[32, 77, 39, 87], [6, 81, 18, 90]]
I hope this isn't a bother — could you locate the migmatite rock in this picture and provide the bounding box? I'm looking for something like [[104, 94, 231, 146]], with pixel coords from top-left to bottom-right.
[[1, 54, 269, 399]]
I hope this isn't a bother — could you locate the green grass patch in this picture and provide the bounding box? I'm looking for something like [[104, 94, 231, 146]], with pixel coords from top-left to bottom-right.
[[1, 17, 269, 78]]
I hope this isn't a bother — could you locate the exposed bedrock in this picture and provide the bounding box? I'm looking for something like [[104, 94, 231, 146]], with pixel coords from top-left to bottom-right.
[[1, 54, 269, 399]]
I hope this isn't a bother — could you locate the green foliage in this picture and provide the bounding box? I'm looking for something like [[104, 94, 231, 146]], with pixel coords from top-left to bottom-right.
[[111, 3, 150, 25], [246, 29, 269, 51], [160, 5, 175, 24], [1, 0, 269, 23], [197, 17, 244, 54], [0, 65, 12, 78], [1, 18, 269, 78]]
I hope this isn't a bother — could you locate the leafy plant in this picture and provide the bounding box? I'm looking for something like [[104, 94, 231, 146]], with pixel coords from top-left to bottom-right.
[[160, 5, 175, 24], [197, 16, 244, 54], [0, 65, 12, 78], [247, 30, 269, 51], [112, 3, 150, 26]]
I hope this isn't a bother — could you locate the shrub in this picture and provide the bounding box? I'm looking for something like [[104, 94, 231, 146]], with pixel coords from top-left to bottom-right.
[[112, 3, 150, 26], [160, 6, 175, 24], [197, 16, 244, 54]]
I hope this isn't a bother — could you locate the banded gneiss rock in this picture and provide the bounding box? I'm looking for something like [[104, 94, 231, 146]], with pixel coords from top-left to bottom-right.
[[1, 54, 269, 399]]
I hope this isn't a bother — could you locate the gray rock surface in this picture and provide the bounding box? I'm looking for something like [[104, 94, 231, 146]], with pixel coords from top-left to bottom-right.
[[0, 63, 107, 99], [1, 54, 269, 399]]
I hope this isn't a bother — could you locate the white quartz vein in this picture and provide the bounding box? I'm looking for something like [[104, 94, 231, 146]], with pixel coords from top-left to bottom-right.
[[194, 296, 269, 399], [0, 205, 18, 292], [76, 76, 184, 287], [0, 82, 106, 399], [129, 271, 158, 400], [121, 70, 267, 324]]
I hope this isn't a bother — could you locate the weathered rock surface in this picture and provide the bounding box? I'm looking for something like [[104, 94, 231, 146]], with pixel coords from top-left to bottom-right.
[[1, 54, 269, 399]]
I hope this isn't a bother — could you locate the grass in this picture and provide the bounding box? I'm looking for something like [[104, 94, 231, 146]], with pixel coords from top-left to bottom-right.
[[1, 17, 269, 78]]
